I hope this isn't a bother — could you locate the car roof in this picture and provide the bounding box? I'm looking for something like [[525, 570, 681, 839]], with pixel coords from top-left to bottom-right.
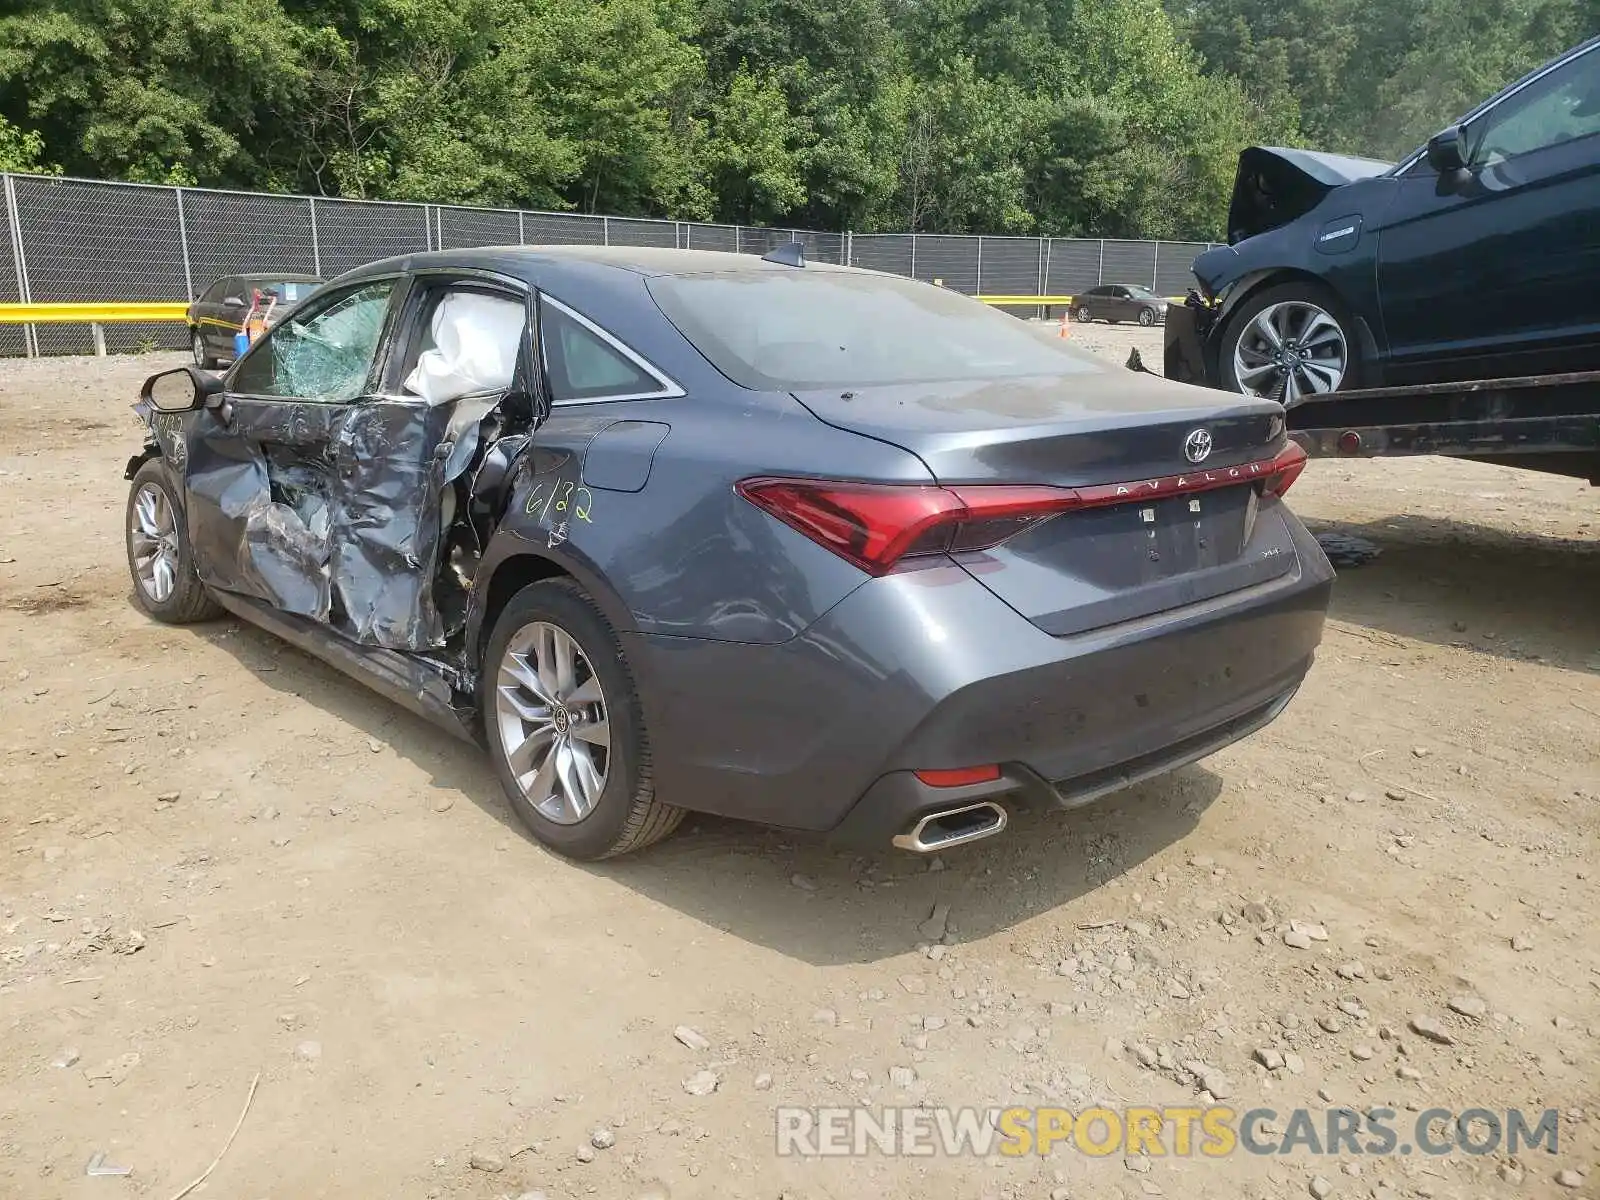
[[337, 244, 858, 284], [232, 272, 323, 281]]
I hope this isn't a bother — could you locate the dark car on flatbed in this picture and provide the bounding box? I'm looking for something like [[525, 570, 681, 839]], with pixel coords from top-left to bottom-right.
[[1162, 35, 1600, 485]]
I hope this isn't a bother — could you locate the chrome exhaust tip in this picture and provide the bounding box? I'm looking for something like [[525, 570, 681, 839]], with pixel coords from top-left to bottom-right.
[[892, 801, 1008, 853]]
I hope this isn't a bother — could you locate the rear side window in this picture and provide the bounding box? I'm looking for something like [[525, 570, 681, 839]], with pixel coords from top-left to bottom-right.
[[648, 270, 1098, 391], [252, 280, 318, 305], [539, 297, 675, 402]]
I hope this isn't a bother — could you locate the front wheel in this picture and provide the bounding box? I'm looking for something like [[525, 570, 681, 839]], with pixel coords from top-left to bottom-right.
[[191, 329, 218, 370], [483, 579, 683, 859], [1075, 305, 1092, 324], [125, 458, 221, 623], [1219, 283, 1360, 403], [1138, 307, 1157, 327]]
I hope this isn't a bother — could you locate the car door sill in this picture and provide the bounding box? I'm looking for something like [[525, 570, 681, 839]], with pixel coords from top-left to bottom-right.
[[209, 590, 480, 744]]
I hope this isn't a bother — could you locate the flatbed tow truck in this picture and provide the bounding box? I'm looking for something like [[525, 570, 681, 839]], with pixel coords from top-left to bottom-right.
[[1156, 296, 1600, 487]]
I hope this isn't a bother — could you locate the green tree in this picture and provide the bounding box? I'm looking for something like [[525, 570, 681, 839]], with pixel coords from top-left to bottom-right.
[[894, 57, 1038, 232], [6, 0, 1581, 241], [0, 0, 307, 185], [696, 0, 908, 228], [0, 112, 53, 172], [707, 65, 810, 223]]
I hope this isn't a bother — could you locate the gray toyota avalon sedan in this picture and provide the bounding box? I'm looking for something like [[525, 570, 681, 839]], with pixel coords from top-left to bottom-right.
[[125, 245, 1334, 860]]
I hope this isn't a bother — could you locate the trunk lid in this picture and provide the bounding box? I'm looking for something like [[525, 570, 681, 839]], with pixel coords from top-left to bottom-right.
[[792, 368, 1301, 635], [1227, 145, 1394, 243]]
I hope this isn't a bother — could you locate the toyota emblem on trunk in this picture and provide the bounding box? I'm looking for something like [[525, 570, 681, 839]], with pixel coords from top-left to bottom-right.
[[1184, 428, 1213, 464]]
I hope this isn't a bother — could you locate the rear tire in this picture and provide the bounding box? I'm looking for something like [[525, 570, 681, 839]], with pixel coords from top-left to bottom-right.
[[125, 458, 221, 624], [482, 579, 683, 860], [1218, 281, 1362, 402], [191, 329, 219, 371]]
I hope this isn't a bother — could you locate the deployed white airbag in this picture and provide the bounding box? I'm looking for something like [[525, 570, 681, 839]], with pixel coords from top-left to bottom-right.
[[404, 292, 525, 405]]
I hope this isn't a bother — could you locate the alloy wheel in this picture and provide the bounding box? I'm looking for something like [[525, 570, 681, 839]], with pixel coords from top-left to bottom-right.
[[192, 332, 207, 367], [1231, 300, 1348, 403], [1138, 307, 1156, 327], [494, 621, 611, 824], [130, 482, 180, 604], [1075, 306, 1091, 323]]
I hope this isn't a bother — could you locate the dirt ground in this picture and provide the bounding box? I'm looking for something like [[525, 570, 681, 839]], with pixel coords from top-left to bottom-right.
[[1, 330, 1596, 1200]]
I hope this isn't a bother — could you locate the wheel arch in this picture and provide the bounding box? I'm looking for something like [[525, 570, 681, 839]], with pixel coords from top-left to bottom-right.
[[124, 442, 163, 481], [467, 548, 637, 671]]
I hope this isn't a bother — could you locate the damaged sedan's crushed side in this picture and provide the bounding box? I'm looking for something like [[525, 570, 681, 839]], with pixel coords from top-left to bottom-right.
[[125, 246, 1334, 860], [130, 268, 543, 732]]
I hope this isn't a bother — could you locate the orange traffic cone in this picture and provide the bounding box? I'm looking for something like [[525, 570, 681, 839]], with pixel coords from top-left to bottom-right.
[[1059, 310, 1070, 339]]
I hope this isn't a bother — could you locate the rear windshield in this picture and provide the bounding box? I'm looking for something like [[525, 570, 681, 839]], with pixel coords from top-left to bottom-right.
[[646, 270, 1099, 390], [252, 281, 317, 304]]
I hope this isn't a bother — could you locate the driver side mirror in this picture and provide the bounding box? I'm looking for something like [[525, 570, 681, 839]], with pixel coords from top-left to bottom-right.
[[1425, 126, 1468, 174], [142, 365, 224, 413], [222, 296, 246, 308]]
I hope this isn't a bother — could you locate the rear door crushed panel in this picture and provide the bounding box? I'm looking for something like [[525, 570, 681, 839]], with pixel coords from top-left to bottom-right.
[[181, 394, 511, 651]]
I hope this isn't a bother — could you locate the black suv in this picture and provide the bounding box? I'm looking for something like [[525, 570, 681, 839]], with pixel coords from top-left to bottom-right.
[[1167, 35, 1600, 401]]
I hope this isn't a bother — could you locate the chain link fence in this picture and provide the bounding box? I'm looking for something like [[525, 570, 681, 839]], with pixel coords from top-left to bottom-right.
[[1, 171, 1213, 356], [847, 233, 1219, 306]]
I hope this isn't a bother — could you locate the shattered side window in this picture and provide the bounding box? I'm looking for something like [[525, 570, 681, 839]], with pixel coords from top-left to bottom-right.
[[232, 281, 394, 403]]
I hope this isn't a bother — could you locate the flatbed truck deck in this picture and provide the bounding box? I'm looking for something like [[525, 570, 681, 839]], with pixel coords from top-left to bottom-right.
[[1160, 299, 1600, 485]]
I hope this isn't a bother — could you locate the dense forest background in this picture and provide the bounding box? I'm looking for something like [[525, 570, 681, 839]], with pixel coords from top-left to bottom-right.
[[0, 0, 1592, 240]]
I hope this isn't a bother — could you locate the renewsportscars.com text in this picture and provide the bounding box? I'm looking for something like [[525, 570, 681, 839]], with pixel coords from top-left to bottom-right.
[[775, 1105, 1560, 1159]]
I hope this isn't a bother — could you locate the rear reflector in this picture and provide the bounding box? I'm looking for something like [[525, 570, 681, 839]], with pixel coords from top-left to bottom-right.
[[915, 765, 1003, 788], [738, 442, 1309, 576]]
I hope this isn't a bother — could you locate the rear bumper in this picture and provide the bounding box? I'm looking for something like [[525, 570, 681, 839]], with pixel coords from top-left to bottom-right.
[[624, 505, 1333, 844], [829, 683, 1298, 848]]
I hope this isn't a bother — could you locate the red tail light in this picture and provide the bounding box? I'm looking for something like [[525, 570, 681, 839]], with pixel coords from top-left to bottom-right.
[[737, 442, 1310, 576], [1263, 442, 1308, 497], [735, 478, 1075, 575]]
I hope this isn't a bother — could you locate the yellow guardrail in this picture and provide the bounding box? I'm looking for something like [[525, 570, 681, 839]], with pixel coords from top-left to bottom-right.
[[976, 295, 1186, 307], [0, 301, 190, 325]]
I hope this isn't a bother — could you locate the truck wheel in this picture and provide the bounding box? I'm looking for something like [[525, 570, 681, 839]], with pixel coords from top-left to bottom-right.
[[1219, 282, 1361, 403]]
